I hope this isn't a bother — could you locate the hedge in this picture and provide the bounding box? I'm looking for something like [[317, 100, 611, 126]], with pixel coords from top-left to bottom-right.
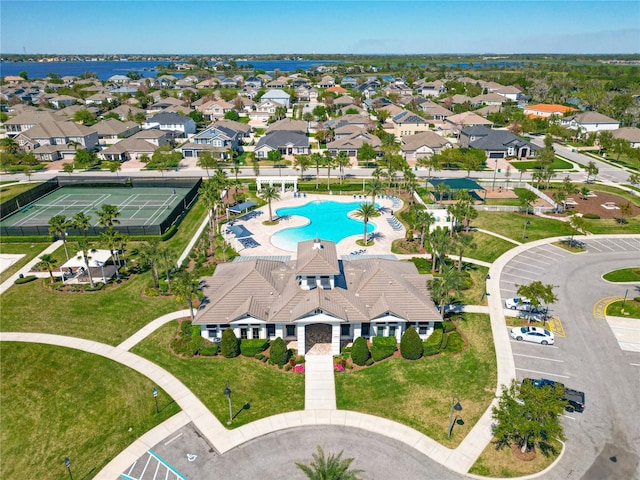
[[583, 213, 600, 219], [443, 332, 464, 354], [269, 337, 289, 366], [371, 336, 397, 362], [14, 275, 37, 285], [400, 326, 423, 360], [442, 320, 457, 333], [423, 326, 444, 356], [220, 327, 240, 358], [240, 338, 269, 357], [351, 337, 371, 366]]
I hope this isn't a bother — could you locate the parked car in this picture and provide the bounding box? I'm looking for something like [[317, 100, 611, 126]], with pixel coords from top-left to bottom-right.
[[505, 297, 531, 309], [510, 326, 555, 345], [522, 378, 585, 412]]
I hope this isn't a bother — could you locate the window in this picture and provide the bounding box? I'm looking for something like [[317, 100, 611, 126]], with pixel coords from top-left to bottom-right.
[[341, 324, 350, 336], [361, 323, 370, 337], [418, 323, 428, 335], [377, 325, 384, 336], [240, 328, 248, 339], [286, 325, 296, 337], [389, 326, 396, 336], [266, 324, 275, 336], [252, 327, 260, 339]]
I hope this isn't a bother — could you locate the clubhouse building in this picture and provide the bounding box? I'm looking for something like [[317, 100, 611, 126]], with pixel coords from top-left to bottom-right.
[[194, 238, 442, 355]]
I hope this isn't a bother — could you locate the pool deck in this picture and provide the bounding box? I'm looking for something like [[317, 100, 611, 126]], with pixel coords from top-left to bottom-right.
[[226, 192, 406, 259]]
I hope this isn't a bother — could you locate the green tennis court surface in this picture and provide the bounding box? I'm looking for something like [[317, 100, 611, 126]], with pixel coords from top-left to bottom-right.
[[0, 186, 192, 236]]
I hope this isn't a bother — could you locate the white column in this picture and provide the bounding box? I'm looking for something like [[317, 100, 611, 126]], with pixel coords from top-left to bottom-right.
[[353, 323, 361, 339], [331, 324, 341, 355], [297, 324, 306, 355]]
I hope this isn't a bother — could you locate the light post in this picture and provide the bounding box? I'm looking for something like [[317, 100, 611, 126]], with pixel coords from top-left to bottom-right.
[[481, 274, 491, 301], [491, 159, 498, 191], [64, 457, 73, 480], [152, 387, 159, 414], [522, 220, 531, 241], [448, 397, 463, 438], [223, 380, 233, 425]]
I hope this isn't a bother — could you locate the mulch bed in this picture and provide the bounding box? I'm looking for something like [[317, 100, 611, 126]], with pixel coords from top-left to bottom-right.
[[511, 443, 537, 461], [544, 190, 639, 220]]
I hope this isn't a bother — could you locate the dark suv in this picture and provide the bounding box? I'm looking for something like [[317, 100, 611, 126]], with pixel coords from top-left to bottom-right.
[[522, 378, 585, 413]]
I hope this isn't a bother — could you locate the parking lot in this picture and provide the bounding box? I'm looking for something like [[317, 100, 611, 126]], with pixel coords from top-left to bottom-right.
[[499, 237, 640, 479]]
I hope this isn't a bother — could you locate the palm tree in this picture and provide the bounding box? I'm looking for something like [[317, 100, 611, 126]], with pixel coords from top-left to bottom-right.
[[430, 226, 452, 273], [96, 204, 121, 231], [453, 232, 476, 271], [324, 151, 336, 190], [434, 183, 450, 207], [294, 154, 311, 181], [413, 208, 435, 250], [365, 178, 385, 209], [310, 152, 323, 189], [430, 264, 465, 314], [172, 269, 201, 321], [197, 151, 218, 177], [139, 239, 162, 289], [258, 184, 281, 222], [296, 446, 364, 480], [352, 203, 379, 244], [336, 151, 350, 183], [38, 254, 58, 282], [48, 214, 71, 260], [72, 212, 92, 239], [199, 180, 222, 254], [76, 238, 96, 288], [417, 154, 443, 187], [99, 229, 121, 279]]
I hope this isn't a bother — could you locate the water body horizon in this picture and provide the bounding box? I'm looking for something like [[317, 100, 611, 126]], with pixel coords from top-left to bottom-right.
[[0, 59, 341, 80]]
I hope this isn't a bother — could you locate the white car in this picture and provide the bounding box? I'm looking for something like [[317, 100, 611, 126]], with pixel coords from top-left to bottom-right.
[[505, 297, 531, 310], [510, 326, 555, 345]]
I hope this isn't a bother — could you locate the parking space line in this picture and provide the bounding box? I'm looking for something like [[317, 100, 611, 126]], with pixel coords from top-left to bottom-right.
[[536, 246, 567, 258], [630, 363, 640, 367], [619, 238, 640, 250], [501, 272, 540, 282], [563, 415, 576, 420], [515, 255, 553, 266], [504, 265, 543, 276], [510, 340, 559, 349], [514, 353, 564, 362], [586, 243, 603, 252], [516, 368, 570, 378], [590, 240, 615, 251], [509, 259, 546, 270]]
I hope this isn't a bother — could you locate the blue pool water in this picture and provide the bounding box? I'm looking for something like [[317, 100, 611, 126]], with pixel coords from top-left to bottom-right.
[[272, 200, 376, 252]]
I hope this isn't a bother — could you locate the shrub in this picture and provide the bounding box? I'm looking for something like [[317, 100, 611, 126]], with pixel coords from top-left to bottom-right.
[[284, 363, 292, 371], [170, 335, 194, 356], [371, 336, 397, 362], [442, 320, 457, 333], [443, 332, 464, 354], [240, 338, 269, 357], [269, 337, 289, 366], [220, 327, 240, 358], [14, 275, 37, 285], [295, 355, 305, 364], [365, 358, 374, 366], [199, 343, 219, 356], [423, 325, 444, 356], [583, 213, 600, 219], [400, 326, 423, 360], [255, 353, 265, 361], [350, 337, 371, 366]]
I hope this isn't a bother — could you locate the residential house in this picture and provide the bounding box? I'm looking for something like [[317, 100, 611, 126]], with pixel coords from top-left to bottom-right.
[[18, 120, 99, 161], [84, 92, 116, 106], [318, 76, 336, 88], [49, 95, 77, 109], [4, 111, 63, 136], [414, 79, 447, 97], [181, 123, 243, 158], [325, 114, 374, 132], [327, 131, 381, 158], [93, 118, 140, 145], [254, 119, 309, 158], [108, 105, 147, 121], [261, 89, 291, 108], [611, 127, 640, 148], [265, 79, 288, 89], [143, 112, 196, 135], [216, 119, 252, 139], [391, 110, 431, 138], [416, 100, 453, 122], [129, 129, 173, 147], [459, 126, 538, 159], [470, 93, 507, 108], [3, 75, 25, 85], [561, 112, 620, 133], [401, 131, 452, 162], [444, 111, 493, 134], [523, 104, 578, 119], [495, 86, 522, 102], [244, 76, 263, 88], [249, 99, 281, 123], [193, 238, 442, 355], [198, 99, 234, 121], [99, 138, 159, 162], [196, 79, 219, 89], [107, 74, 130, 84]]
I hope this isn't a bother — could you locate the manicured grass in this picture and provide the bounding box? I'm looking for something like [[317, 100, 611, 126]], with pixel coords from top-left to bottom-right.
[[467, 231, 516, 262], [469, 438, 562, 477], [131, 321, 305, 427], [484, 198, 521, 206], [511, 157, 573, 171], [164, 196, 209, 259], [0, 181, 42, 201], [472, 211, 577, 243], [0, 342, 180, 480], [335, 313, 496, 448], [0, 274, 181, 345], [606, 300, 640, 319], [458, 264, 490, 306], [0, 242, 51, 283], [602, 268, 640, 283], [582, 217, 640, 234]]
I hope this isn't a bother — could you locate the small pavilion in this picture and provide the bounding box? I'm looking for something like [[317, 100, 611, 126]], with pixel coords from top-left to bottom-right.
[[428, 178, 485, 203]]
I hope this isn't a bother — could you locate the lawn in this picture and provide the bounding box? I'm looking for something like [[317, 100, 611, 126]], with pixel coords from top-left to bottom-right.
[[602, 268, 640, 283], [0, 242, 51, 283], [0, 273, 181, 345], [131, 321, 305, 427], [469, 437, 562, 477], [467, 231, 517, 263], [606, 300, 640, 319], [335, 313, 496, 448], [0, 181, 42, 201], [0, 342, 180, 480], [510, 157, 573, 171], [472, 211, 577, 243], [582, 217, 640, 234]]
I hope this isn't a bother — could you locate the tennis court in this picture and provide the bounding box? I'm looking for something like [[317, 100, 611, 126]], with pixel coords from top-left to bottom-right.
[[0, 180, 200, 236]]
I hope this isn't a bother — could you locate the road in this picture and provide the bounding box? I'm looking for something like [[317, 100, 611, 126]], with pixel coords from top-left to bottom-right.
[[500, 238, 640, 480]]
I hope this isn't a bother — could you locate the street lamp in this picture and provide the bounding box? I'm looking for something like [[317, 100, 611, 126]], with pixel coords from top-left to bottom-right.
[[491, 159, 498, 191], [223, 380, 233, 425], [448, 397, 463, 438], [152, 387, 159, 414], [522, 220, 531, 241], [64, 457, 73, 480], [481, 274, 491, 301]]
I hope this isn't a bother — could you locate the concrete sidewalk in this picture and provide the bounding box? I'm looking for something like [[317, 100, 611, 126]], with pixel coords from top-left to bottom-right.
[[0, 240, 62, 295], [304, 355, 336, 410]]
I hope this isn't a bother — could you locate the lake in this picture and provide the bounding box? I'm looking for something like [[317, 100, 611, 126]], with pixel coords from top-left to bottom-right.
[[0, 59, 341, 80]]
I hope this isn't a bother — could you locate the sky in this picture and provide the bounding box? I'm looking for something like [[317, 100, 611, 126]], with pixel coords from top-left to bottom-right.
[[1, 0, 639, 55]]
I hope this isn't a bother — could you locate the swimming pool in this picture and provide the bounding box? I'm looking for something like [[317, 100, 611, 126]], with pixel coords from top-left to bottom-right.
[[271, 200, 377, 252]]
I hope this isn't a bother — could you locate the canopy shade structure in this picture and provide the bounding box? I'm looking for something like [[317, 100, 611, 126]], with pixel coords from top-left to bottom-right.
[[428, 178, 484, 191], [228, 201, 257, 214], [59, 249, 116, 285], [227, 225, 253, 239], [62, 250, 112, 268]]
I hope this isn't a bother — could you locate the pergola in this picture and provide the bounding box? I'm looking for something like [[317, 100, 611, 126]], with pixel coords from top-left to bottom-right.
[[256, 176, 298, 193], [59, 249, 116, 285], [428, 178, 485, 202]]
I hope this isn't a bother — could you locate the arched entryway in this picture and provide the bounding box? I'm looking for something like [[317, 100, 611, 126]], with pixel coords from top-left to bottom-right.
[[305, 323, 332, 355]]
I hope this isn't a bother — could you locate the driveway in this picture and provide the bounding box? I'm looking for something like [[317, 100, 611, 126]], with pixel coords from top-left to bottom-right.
[[499, 237, 640, 479]]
